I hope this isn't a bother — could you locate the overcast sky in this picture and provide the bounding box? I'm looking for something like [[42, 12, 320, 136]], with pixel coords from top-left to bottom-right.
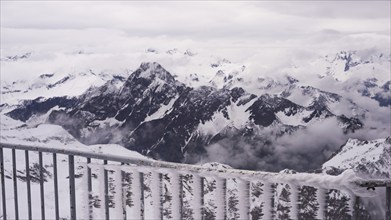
[[1, 1, 390, 82], [1, 1, 390, 54], [1, 2, 390, 169]]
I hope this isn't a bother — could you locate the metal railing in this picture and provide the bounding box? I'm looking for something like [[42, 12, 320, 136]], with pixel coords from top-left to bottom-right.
[[0, 142, 390, 220]]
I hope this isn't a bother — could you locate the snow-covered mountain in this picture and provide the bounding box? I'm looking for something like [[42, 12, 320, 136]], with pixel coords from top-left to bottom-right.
[[1, 69, 129, 106], [323, 137, 391, 178], [4, 61, 369, 171], [1, 82, 389, 218], [318, 50, 390, 84], [1, 49, 390, 173]]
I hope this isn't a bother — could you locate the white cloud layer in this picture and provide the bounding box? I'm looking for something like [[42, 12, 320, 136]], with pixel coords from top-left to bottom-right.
[[1, 1, 390, 98], [1, 1, 390, 54]]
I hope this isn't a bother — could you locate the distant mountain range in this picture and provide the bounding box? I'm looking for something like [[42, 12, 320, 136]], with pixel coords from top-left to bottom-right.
[[2, 48, 390, 172]]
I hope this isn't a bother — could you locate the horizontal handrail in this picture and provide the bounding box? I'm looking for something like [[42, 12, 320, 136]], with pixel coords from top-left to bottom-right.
[[1, 142, 389, 193]]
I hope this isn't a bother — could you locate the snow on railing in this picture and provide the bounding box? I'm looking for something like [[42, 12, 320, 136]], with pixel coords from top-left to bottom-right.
[[0, 142, 390, 220]]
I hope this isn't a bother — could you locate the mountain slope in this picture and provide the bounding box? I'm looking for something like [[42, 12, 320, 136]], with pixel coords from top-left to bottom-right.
[[323, 137, 391, 178], [5, 62, 365, 171]]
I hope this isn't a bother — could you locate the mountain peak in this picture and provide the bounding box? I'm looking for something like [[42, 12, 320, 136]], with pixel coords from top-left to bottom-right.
[[133, 62, 177, 84], [139, 62, 162, 71]]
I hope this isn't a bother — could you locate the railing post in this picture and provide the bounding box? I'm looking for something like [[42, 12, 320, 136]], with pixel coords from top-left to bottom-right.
[[261, 182, 273, 219], [87, 158, 93, 220], [53, 153, 59, 220], [188, 174, 204, 220], [386, 186, 391, 220], [352, 196, 360, 220], [120, 163, 126, 220], [166, 172, 182, 219], [140, 172, 145, 220], [290, 184, 299, 220], [200, 176, 205, 219], [159, 173, 164, 218], [271, 183, 277, 219], [12, 149, 19, 220], [237, 179, 250, 219], [25, 150, 31, 220], [103, 160, 109, 220], [179, 174, 184, 219], [68, 155, 76, 220], [215, 177, 227, 220], [316, 188, 327, 220], [39, 152, 45, 220], [0, 148, 7, 220], [143, 171, 162, 220]]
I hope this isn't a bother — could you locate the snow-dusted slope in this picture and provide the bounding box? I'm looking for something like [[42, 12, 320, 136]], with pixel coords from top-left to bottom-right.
[[0, 114, 147, 159], [317, 51, 391, 84], [323, 137, 391, 178], [1, 69, 128, 106]]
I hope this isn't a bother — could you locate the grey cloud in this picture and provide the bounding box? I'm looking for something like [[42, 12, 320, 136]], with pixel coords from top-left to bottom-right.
[[1, 1, 389, 40], [258, 1, 391, 19], [198, 118, 348, 172]]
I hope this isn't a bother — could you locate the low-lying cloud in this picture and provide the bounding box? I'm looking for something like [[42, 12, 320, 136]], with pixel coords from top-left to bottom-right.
[[198, 115, 388, 172]]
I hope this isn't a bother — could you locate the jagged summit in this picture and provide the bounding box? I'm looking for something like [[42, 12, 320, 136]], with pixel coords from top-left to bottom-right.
[[131, 62, 177, 84], [1, 52, 32, 61]]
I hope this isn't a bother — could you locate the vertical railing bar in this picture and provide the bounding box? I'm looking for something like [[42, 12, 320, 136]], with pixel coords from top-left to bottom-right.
[[104, 160, 109, 220], [159, 173, 163, 220], [39, 151, 45, 220], [179, 174, 183, 219], [12, 149, 19, 220], [289, 184, 298, 220], [0, 148, 7, 220], [25, 150, 31, 220], [200, 176, 204, 220], [352, 196, 359, 220], [316, 188, 327, 220], [140, 172, 145, 220], [53, 153, 59, 220], [225, 178, 228, 220], [215, 177, 227, 220], [87, 158, 93, 220], [120, 162, 126, 220], [68, 155, 76, 220], [324, 189, 328, 219], [158, 173, 163, 220], [386, 186, 391, 220], [247, 180, 251, 219], [271, 183, 276, 219], [238, 179, 251, 220]]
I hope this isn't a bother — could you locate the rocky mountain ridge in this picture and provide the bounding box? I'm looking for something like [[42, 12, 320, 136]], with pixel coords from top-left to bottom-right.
[[5, 62, 368, 172]]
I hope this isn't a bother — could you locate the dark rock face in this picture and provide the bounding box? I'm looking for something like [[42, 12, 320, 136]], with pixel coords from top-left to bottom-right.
[[6, 96, 77, 122], [7, 62, 363, 166], [356, 79, 391, 107], [248, 95, 302, 127]]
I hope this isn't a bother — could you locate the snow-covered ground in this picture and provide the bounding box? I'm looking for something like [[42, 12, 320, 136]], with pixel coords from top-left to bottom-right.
[[0, 114, 150, 219]]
